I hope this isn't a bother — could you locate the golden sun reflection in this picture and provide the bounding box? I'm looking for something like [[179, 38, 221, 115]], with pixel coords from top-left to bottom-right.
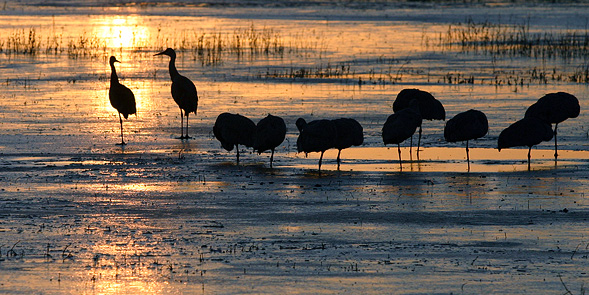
[[93, 15, 150, 49], [86, 237, 174, 294], [85, 180, 224, 195]]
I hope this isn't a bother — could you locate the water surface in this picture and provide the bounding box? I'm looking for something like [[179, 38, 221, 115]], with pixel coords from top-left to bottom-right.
[[1, 1, 588, 294]]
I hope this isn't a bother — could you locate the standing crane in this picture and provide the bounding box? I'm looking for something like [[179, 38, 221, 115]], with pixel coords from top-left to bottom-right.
[[444, 109, 488, 171], [498, 117, 553, 171], [393, 89, 445, 158], [524, 92, 580, 160], [382, 99, 422, 170], [108, 56, 136, 146], [253, 114, 287, 168], [296, 118, 337, 171], [155, 48, 198, 139], [332, 118, 364, 170], [213, 113, 256, 165]]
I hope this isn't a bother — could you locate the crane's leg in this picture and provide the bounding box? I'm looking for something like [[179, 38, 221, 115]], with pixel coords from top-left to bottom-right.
[[117, 112, 126, 146], [318, 151, 325, 171], [236, 144, 240, 165], [417, 126, 422, 159], [337, 149, 342, 170], [527, 146, 532, 171], [466, 140, 470, 172], [553, 123, 558, 161], [185, 113, 191, 139], [409, 135, 413, 160], [179, 108, 185, 139], [397, 143, 402, 171], [270, 148, 275, 168]]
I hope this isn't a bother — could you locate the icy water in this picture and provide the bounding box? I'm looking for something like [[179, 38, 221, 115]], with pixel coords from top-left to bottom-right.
[[1, 1, 589, 294]]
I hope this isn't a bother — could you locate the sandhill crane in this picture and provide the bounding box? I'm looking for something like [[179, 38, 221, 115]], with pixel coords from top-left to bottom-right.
[[498, 117, 553, 170], [155, 48, 198, 139], [213, 113, 256, 165], [108, 56, 136, 146], [382, 100, 421, 170], [296, 118, 337, 171], [444, 109, 488, 171], [332, 118, 364, 170], [393, 89, 445, 158], [524, 92, 580, 160], [253, 114, 286, 168]]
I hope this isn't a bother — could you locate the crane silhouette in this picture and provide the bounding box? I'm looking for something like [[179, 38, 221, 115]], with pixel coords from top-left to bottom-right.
[[213, 113, 256, 165], [498, 117, 553, 171], [332, 118, 364, 170], [393, 89, 445, 158], [524, 92, 580, 160], [296, 118, 337, 171], [382, 99, 421, 170], [155, 48, 198, 139], [253, 114, 287, 168], [108, 56, 136, 146], [444, 109, 488, 171]]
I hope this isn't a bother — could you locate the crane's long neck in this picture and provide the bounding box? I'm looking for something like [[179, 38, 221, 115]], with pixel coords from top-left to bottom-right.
[[110, 63, 119, 85], [168, 56, 180, 80]]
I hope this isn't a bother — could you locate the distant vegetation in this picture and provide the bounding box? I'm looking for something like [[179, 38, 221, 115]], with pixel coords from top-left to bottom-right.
[[0, 25, 320, 63], [436, 19, 589, 60], [0, 28, 107, 58], [22, 0, 588, 8], [430, 19, 589, 84], [0, 19, 587, 86]]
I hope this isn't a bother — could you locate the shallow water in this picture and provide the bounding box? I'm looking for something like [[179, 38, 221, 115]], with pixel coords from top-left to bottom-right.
[[1, 1, 589, 294]]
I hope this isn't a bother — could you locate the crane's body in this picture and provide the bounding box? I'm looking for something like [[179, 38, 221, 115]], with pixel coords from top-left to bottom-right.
[[108, 56, 136, 145], [155, 48, 198, 139], [213, 113, 256, 165], [444, 109, 488, 171]]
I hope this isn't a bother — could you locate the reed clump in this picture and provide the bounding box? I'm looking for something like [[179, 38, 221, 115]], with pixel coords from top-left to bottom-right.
[[67, 32, 107, 59], [154, 25, 292, 66], [439, 19, 589, 60], [569, 65, 589, 83], [264, 63, 353, 79], [259, 60, 410, 86], [0, 29, 40, 55], [0, 24, 302, 65]]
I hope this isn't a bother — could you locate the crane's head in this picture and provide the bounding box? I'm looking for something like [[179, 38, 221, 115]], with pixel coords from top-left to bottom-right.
[[109, 56, 120, 65], [295, 118, 307, 132], [155, 48, 176, 59]]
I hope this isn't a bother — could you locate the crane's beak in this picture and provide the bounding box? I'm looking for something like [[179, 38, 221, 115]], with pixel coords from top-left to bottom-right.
[[154, 51, 165, 56], [114, 58, 121, 63]]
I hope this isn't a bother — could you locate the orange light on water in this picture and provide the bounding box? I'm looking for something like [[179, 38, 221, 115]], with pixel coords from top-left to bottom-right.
[[93, 16, 151, 50], [293, 147, 589, 173]]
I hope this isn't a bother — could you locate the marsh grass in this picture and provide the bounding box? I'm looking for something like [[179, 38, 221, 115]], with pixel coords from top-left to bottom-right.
[[1, 29, 40, 55], [185, 26, 287, 66], [570, 64, 589, 83], [180, 25, 325, 66], [0, 28, 105, 58], [152, 26, 285, 66], [257, 60, 589, 88], [259, 62, 413, 86], [263, 62, 353, 79], [437, 19, 589, 60], [1, 21, 587, 86], [67, 32, 108, 59], [0, 24, 323, 66]]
